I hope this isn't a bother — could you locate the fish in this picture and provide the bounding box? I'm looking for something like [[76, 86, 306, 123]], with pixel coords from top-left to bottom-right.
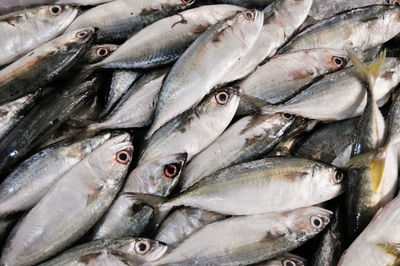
[[91, 4, 244, 69], [0, 133, 133, 266], [261, 57, 400, 121], [90, 153, 187, 240], [0, 28, 95, 104], [0, 131, 114, 217], [146, 9, 263, 138], [152, 206, 332, 265], [155, 207, 225, 247], [0, 5, 78, 66], [161, 157, 345, 216], [180, 113, 294, 190], [138, 87, 240, 165], [39, 238, 168, 265], [214, 0, 274, 9], [80, 44, 119, 65], [256, 254, 306, 266], [279, 5, 400, 54], [65, 0, 195, 42], [236, 48, 349, 114]]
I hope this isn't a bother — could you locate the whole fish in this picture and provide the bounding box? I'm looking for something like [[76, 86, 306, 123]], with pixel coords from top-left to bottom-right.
[[0, 133, 133, 266], [0, 5, 78, 66], [89, 69, 166, 131], [146, 10, 263, 138], [161, 157, 345, 216], [218, 0, 313, 85], [0, 92, 39, 141], [261, 57, 400, 121], [101, 70, 141, 118], [139, 87, 240, 165], [180, 113, 294, 190], [256, 254, 306, 266], [0, 73, 99, 179], [80, 44, 119, 65], [92, 4, 244, 69], [155, 207, 225, 246], [0, 28, 95, 104], [152, 207, 332, 265], [280, 5, 400, 54], [0, 131, 114, 217], [65, 0, 195, 42], [214, 0, 274, 9], [91, 153, 187, 240], [236, 48, 349, 114], [339, 195, 400, 266], [40, 238, 168, 266]]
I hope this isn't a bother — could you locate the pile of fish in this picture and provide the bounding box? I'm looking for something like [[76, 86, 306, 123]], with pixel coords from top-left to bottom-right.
[[1, 0, 400, 265]]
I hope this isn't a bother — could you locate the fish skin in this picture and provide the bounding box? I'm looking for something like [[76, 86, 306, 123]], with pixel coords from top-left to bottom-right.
[[153, 206, 332, 266], [93, 4, 244, 69], [261, 58, 400, 121], [214, 0, 274, 9], [155, 207, 225, 247], [146, 10, 263, 138], [65, 0, 195, 42], [279, 5, 400, 54], [163, 157, 345, 215], [80, 44, 119, 65], [0, 28, 95, 104], [218, 0, 313, 85], [0, 73, 99, 179], [39, 238, 168, 265], [236, 48, 349, 114], [139, 87, 241, 165], [0, 131, 114, 217], [0, 133, 133, 266], [0, 5, 78, 66], [180, 113, 294, 190]]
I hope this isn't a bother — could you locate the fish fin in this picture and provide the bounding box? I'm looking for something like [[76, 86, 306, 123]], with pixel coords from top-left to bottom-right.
[[345, 152, 373, 168], [369, 154, 385, 193], [377, 242, 400, 262], [261, 230, 287, 242], [87, 185, 104, 206], [77, 252, 102, 264], [108, 251, 142, 266], [240, 94, 269, 113], [347, 48, 386, 90]]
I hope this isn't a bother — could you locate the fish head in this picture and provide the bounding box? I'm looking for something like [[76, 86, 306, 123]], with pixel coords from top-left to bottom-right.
[[36, 5, 78, 30], [230, 10, 264, 49], [128, 153, 188, 196], [304, 48, 349, 71], [117, 238, 168, 262], [311, 163, 346, 202], [389, 0, 400, 8], [204, 86, 241, 114], [269, 253, 307, 266], [82, 44, 119, 64], [56, 27, 96, 54]]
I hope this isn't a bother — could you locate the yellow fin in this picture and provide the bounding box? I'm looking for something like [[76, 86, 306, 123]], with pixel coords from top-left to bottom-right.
[[370, 155, 385, 193], [377, 242, 400, 264]]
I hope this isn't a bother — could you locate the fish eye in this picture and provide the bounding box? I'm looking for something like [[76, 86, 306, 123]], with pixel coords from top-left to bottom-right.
[[391, 0, 400, 7], [96, 47, 109, 57], [243, 10, 255, 21], [333, 170, 344, 184], [216, 91, 229, 105], [135, 239, 151, 255], [164, 163, 180, 178], [76, 30, 89, 39], [332, 56, 345, 68], [311, 216, 324, 229], [116, 150, 132, 165], [49, 5, 62, 15], [181, 0, 195, 5], [281, 113, 293, 119], [283, 259, 296, 266]]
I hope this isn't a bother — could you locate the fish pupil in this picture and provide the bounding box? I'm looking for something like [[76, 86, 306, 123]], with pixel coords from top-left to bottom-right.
[[334, 58, 342, 65], [285, 261, 295, 266], [51, 6, 60, 14], [313, 218, 321, 227], [98, 49, 107, 56], [119, 153, 128, 161], [138, 243, 147, 251]]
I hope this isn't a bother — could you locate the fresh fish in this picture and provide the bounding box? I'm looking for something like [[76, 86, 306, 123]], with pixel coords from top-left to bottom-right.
[[0, 73, 99, 179], [91, 153, 187, 240], [214, 0, 274, 9], [92, 4, 244, 69], [0, 5, 78, 66], [349, 49, 386, 157], [236, 48, 349, 114], [0, 92, 39, 141], [101, 70, 141, 118], [279, 5, 400, 54], [261, 57, 400, 121], [295, 119, 358, 165], [56, 0, 114, 5], [218, 0, 313, 85], [0, 28, 95, 104], [80, 44, 119, 65], [0, 131, 114, 217], [339, 195, 400, 266], [161, 157, 345, 216], [152, 207, 332, 265], [180, 113, 294, 190], [139, 87, 240, 165], [256, 254, 306, 266], [40, 238, 168, 266], [0, 133, 133, 266], [155, 207, 224, 247], [65, 0, 195, 42], [146, 10, 263, 138]]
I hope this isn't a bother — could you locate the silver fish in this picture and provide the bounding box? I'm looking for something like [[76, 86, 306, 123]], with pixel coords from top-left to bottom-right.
[[256, 254, 306, 266], [80, 44, 119, 65], [214, 0, 274, 9]]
